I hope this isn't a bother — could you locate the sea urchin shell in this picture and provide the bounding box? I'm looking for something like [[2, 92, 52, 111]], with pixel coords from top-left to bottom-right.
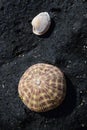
[[18, 63, 66, 112], [31, 12, 51, 35]]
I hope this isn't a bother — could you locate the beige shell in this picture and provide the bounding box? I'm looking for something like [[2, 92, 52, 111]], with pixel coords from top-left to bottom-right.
[[18, 63, 66, 112], [31, 12, 51, 35]]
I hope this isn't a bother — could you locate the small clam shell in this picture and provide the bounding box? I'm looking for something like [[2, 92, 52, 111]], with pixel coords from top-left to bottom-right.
[[31, 12, 51, 35], [18, 63, 66, 112]]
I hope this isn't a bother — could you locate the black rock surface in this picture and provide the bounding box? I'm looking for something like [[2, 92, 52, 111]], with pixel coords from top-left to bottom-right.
[[0, 0, 87, 130]]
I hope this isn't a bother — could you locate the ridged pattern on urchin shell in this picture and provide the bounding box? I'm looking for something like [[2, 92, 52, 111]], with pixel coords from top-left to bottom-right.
[[18, 63, 66, 112]]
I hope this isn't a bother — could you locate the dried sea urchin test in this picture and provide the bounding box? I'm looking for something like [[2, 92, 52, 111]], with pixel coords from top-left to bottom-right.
[[18, 63, 66, 112], [31, 12, 51, 35]]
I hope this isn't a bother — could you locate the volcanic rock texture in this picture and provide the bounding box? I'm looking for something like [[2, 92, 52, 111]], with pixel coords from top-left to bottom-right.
[[0, 0, 87, 130]]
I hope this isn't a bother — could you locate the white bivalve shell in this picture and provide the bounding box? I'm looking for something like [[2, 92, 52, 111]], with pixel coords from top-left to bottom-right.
[[31, 12, 51, 35]]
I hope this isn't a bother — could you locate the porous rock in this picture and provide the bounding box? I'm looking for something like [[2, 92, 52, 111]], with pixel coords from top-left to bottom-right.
[[0, 0, 87, 130]]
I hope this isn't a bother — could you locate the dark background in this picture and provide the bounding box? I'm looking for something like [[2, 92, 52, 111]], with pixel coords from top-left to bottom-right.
[[0, 0, 87, 130]]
